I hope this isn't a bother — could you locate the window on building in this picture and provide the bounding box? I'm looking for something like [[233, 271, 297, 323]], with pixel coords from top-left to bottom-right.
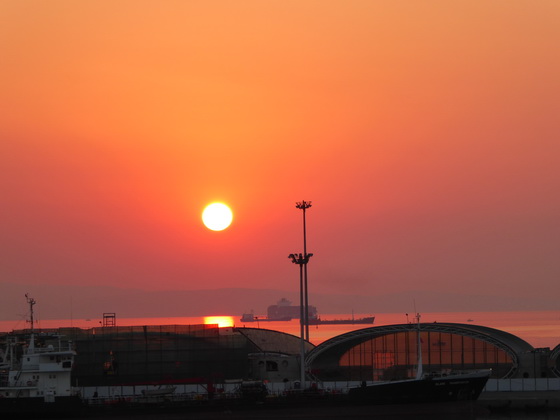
[[338, 331, 513, 381], [266, 361, 278, 372]]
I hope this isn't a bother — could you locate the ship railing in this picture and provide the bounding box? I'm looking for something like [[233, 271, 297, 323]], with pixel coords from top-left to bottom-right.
[[79, 381, 370, 404], [85, 389, 273, 406], [30, 345, 75, 354]]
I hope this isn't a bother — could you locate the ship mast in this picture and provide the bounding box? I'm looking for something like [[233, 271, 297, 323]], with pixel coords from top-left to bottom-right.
[[415, 313, 423, 380], [25, 293, 36, 353]]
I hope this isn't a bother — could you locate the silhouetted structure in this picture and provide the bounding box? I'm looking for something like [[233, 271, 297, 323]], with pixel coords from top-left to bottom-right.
[[295, 200, 312, 340], [1, 322, 558, 388], [102, 313, 116, 327], [266, 298, 317, 320]]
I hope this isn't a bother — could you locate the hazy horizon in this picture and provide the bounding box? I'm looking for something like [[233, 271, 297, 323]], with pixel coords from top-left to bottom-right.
[[2, 282, 559, 323]]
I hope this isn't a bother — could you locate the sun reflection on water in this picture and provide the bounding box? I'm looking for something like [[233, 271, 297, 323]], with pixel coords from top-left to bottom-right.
[[203, 316, 234, 328]]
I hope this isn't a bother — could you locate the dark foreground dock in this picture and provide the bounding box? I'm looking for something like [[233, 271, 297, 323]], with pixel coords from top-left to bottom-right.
[[79, 402, 488, 420], [80, 393, 560, 420], [66, 394, 489, 420], [479, 391, 560, 411], [17, 391, 560, 420]]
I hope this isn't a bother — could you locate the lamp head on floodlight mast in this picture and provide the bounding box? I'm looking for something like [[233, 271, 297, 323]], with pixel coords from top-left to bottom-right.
[[295, 201, 312, 210], [288, 253, 313, 265]]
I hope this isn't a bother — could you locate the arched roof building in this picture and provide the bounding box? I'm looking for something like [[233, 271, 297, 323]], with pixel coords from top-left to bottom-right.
[[237, 327, 315, 355], [307, 323, 539, 381], [548, 344, 560, 377]]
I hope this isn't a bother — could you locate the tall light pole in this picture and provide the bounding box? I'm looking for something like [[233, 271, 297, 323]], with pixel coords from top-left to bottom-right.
[[289, 252, 313, 388], [296, 201, 312, 340]]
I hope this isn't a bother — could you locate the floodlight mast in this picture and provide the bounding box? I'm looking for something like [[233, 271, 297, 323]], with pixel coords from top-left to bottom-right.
[[295, 200, 312, 340], [288, 252, 313, 389]]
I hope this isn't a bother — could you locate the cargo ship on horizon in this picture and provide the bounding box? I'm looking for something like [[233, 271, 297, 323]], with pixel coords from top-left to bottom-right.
[[240, 298, 374, 325], [309, 315, 375, 325]]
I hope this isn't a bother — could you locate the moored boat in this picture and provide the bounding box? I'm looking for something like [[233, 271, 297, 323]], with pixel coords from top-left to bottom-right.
[[0, 295, 83, 415], [348, 369, 491, 404], [348, 314, 490, 405]]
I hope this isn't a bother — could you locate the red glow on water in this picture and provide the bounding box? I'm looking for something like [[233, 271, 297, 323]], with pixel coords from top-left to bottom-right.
[[203, 316, 234, 327], [1, 311, 559, 349]]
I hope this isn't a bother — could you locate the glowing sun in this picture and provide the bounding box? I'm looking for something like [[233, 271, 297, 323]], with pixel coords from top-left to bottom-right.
[[202, 203, 233, 231]]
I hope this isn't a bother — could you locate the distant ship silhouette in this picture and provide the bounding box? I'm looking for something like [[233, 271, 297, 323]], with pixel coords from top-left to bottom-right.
[[241, 298, 374, 325]]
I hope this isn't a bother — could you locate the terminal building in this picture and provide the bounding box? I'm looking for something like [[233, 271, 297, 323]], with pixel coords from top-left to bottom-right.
[[1, 322, 558, 386], [305, 323, 549, 381]]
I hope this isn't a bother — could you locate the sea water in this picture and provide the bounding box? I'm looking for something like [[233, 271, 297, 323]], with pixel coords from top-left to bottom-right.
[[2, 310, 559, 349]]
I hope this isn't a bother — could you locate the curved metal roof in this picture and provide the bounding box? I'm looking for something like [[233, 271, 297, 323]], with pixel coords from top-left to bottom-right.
[[236, 327, 314, 355], [550, 343, 560, 358], [306, 323, 534, 378], [549, 344, 560, 376]]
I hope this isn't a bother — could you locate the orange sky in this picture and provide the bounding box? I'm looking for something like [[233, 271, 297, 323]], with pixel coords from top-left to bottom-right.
[[1, 1, 559, 313]]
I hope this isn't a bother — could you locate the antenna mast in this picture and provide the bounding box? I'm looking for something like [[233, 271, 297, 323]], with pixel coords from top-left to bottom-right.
[[25, 293, 36, 332], [415, 313, 423, 380], [25, 293, 37, 354]]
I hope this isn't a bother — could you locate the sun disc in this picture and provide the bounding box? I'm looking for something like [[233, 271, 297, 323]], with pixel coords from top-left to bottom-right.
[[202, 203, 233, 231]]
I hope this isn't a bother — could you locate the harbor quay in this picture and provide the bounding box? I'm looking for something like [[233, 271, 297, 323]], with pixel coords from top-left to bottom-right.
[[18, 379, 560, 420], [478, 379, 560, 412], [4, 321, 560, 416], [3, 321, 558, 385]]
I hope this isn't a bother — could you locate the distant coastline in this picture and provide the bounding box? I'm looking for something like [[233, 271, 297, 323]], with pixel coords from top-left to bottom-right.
[[1, 282, 556, 322]]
